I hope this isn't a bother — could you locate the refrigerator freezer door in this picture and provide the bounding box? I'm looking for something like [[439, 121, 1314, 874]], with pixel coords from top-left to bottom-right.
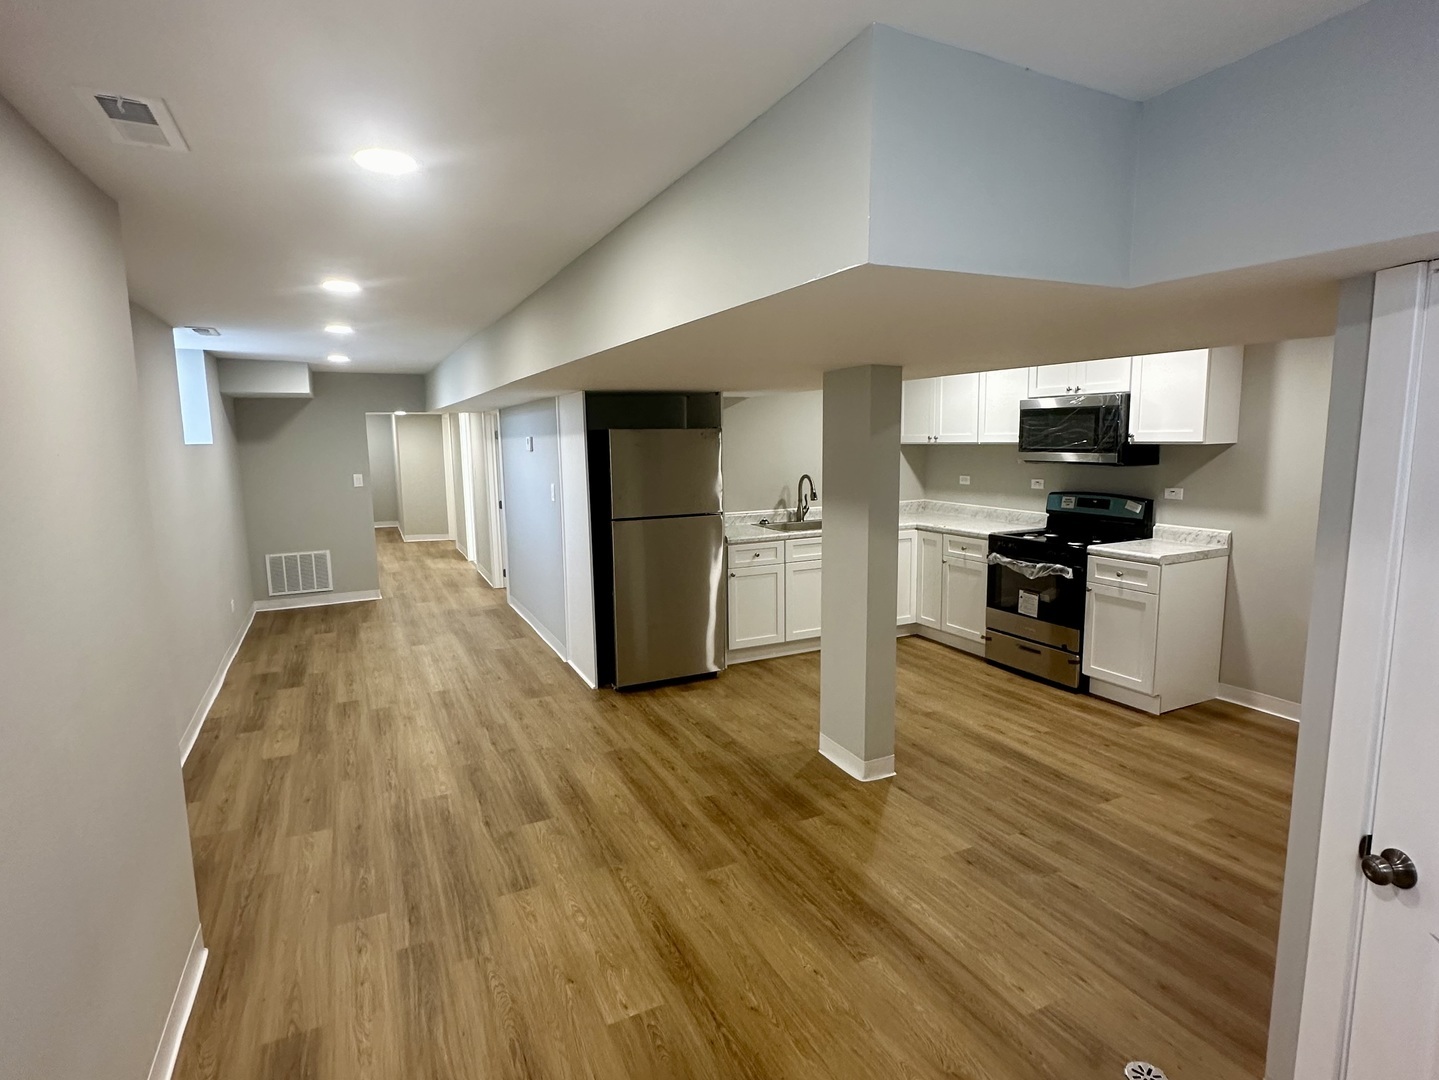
[[608, 428, 722, 520], [612, 514, 725, 688]]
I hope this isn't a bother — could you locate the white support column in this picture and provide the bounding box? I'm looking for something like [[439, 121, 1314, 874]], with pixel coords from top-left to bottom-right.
[[819, 364, 902, 781]]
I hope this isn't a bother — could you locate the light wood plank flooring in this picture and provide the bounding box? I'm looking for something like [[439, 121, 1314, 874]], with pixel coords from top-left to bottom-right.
[[177, 528, 1297, 1080]]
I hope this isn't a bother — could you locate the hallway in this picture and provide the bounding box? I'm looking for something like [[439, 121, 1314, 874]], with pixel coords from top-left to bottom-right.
[[178, 530, 1296, 1080]]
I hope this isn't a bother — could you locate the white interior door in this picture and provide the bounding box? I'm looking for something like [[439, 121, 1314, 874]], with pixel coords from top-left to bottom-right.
[[1344, 264, 1439, 1078]]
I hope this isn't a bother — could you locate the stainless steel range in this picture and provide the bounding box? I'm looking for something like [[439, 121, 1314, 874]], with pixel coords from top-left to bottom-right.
[[985, 492, 1154, 689]]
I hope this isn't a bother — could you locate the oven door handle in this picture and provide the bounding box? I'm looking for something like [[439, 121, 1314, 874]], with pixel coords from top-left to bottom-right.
[[986, 553, 1076, 580]]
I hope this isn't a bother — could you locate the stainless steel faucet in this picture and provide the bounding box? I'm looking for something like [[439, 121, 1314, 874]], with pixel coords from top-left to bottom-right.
[[797, 474, 818, 521]]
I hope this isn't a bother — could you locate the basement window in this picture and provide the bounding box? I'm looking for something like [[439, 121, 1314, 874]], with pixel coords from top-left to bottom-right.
[[171, 339, 213, 445]]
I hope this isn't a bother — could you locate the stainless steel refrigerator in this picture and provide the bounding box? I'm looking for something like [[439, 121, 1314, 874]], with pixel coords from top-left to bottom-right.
[[606, 428, 726, 688]]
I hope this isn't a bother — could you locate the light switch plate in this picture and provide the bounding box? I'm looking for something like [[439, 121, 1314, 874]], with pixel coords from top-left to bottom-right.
[[959, 475, 971, 486], [1164, 487, 1184, 500], [1030, 478, 1044, 490], [353, 473, 364, 488]]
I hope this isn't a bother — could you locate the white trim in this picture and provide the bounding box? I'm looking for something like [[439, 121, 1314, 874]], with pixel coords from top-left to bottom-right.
[[179, 607, 254, 764], [508, 594, 566, 659], [727, 638, 820, 665], [1217, 683, 1302, 722], [373, 520, 399, 528], [145, 925, 207, 1080], [912, 624, 986, 657], [818, 733, 896, 782], [568, 658, 599, 689], [254, 589, 381, 612], [475, 562, 499, 589], [397, 531, 450, 543], [441, 413, 459, 544]]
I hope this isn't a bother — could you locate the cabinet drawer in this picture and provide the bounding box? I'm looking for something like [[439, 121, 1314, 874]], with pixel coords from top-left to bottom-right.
[[785, 537, 823, 563], [730, 541, 783, 567], [942, 534, 986, 561], [1088, 556, 1159, 593]]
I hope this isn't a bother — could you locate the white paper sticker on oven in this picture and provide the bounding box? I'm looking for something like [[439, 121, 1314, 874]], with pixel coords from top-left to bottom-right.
[[1018, 590, 1040, 617]]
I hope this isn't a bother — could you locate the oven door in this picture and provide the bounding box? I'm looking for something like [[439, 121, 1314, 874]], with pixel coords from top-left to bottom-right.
[[985, 556, 1084, 652], [1018, 393, 1128, 464]]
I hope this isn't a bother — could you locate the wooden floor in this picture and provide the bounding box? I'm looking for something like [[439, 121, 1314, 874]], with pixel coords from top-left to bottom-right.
[[177, 529, 1297, 1080]]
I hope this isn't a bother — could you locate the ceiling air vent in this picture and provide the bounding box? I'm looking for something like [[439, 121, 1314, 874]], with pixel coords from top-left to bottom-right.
[[79, 88, 189, 151], [185, 326, 221, 337], [266, 551, 333, 597]]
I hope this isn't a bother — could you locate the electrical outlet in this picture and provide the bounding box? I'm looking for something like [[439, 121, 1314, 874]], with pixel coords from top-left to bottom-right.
[[1164, 487, 1185, 500], [353, 473, 364, 488], [1030, 478, 1045, 490], [958, 475, 971, 486]]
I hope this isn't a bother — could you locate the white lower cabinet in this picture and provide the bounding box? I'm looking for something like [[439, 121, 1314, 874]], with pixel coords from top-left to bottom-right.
[[916, 531, 944, 629], [1083, 554, 1228, 713], [897, 530, 918, 624], [728, 563, 785, 649], [940, 555, 988, 642], [1083, 581, 1159, 693], [785, 561, 822, 641]]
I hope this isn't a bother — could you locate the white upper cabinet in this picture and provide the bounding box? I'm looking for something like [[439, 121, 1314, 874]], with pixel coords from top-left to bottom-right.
[[1027, 362, 1084, 397], [935, 374, 980, 442], [1129, 347, 1243, 444], [902, 374, 978, 444], [977, 369, 1029, 444], [1027, 357, 1133, 397], [900, 378, 939, 443]]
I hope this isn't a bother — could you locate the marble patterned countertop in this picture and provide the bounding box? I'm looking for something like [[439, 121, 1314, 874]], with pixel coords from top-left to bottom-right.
[[727, 503, 1231, 565], [725, 500, 1045, 544], [1088, 524, 1231, 566]]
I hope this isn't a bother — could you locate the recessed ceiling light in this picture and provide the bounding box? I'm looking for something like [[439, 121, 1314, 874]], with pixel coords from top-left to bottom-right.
[[353, 148, 419, 175], [324, 323, 353, 335], [320, 277, 361, 295], [394, 410, 407, 416], [327, 353, 351, 364]]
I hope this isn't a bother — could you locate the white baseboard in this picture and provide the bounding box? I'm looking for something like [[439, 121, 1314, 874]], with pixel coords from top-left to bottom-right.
[[508, 595, 567, 660], [1218, 683, 1302, 722], [146, 925, 207, 1080], [911, 625, 986, 656], [398, 530, 449, 542], [819, 733, 896, 782], [254, 589, 382, 612], [179, 607, 255, 764], [568, 659, 599, 689], [374, 520, 400, 528], [726, 638, 820, 665]]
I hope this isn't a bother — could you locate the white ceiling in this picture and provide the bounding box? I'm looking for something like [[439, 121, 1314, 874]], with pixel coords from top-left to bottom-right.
[[0, 0, 1365, 375]]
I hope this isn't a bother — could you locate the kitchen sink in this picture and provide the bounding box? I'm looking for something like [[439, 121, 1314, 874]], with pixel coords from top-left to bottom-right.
[[759, 520, 821, 533]]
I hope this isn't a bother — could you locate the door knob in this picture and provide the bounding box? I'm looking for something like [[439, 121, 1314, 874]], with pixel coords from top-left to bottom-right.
[[1360, 846, 1419, 890]]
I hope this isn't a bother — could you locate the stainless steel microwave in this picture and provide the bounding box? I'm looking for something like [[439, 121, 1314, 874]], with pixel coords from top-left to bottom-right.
[[1017, 392, 1159, 466]]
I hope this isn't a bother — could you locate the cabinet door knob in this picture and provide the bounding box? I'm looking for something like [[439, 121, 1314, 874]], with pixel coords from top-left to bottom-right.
[[1115, 570, 1125, 577]]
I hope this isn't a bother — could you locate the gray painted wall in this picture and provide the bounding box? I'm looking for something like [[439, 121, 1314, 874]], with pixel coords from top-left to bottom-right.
[[394, 413, 449, 538], [868, 25, 1138, 286], [720, 389, 923, 513], [365, 413, 399, 524], [132, 304, 253, 745], [235, 373, 425, 599], [0, 94, 201, 1080], [1132, 0, 1439, 284], [922, 340, 1333, 702], [428, 30, 875, 409], [499, 399, 567, 646]]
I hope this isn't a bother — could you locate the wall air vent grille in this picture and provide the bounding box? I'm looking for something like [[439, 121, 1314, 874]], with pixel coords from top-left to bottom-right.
[[265, 550, 333, 597], [80, 88, 189, 151]]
